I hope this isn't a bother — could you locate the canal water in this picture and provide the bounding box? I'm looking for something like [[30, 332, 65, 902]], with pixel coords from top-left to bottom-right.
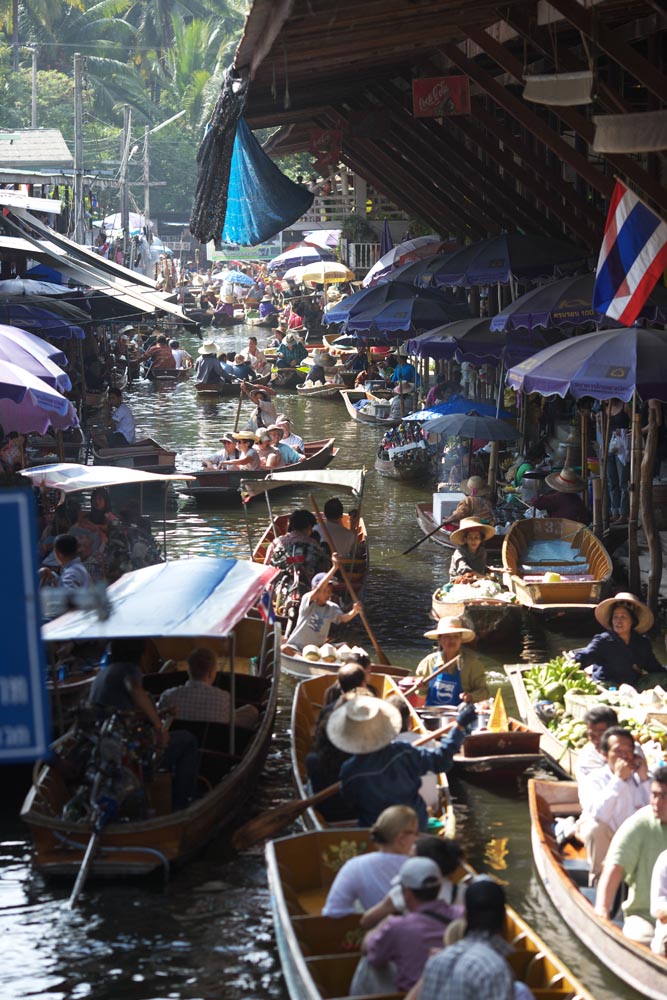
[[0, 325, 646, 1000]]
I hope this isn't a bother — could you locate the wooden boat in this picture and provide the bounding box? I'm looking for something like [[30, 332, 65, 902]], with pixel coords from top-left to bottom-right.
[[281, 645, 410, 680], [84, 388, 107, 410], [374, 445, 432, 481], [323, 367, 356, 388], [271, 367, 308, 390], [431, 585, 520, 643], [415, 502, 503, 553], [21, 557, 281, 879], [290, 672, 452, 832], [322, 332, 357, 358], [146, 366, 193, 381], [502, 518, 613, 612], [296, 381, 344, 400], [528, 777, 667, 1000], [194, 372, 271, 397], [267, 831, 595, 1000], [340, 388, 396, 426], [505, 664, 578, 778], [182, 439, 338, 501], [92, 437, 177, 475]]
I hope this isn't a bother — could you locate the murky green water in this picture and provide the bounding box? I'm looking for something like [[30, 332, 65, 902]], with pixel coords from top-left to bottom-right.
[[0, 325, 646, 999]]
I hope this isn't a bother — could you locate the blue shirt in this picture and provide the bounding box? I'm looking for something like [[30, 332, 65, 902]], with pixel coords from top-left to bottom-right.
[[575, 630, 665, 687], [277, 442, 303, 466], [340, 729, 465, 829]]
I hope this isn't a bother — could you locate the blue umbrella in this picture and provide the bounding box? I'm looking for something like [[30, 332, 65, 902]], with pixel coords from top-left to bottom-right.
[[324, 281, 464, 330], [427, 234, 589, 287], [380, 220, 393, 257], [407, 318, 557, 366], [506, 327, 667, 402], [490, 272, 667, 332], [347, 296, 468, 336], [218, 269, 255, 286], [0, 302, 85, 339], [407, 397, 515, 422]]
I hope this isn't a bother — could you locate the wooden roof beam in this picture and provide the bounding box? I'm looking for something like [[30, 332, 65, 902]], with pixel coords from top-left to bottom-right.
[[549, 0, 667, 105], [376, 81, 569, 242], [460, 27, 667, 215]]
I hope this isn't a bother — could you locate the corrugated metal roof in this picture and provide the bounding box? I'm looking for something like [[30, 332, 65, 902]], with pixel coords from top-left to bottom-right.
[[0, 129, 73, 168]]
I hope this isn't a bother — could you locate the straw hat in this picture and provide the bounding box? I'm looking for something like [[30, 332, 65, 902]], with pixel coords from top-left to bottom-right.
[[594, 592, 654, 633], [261, 292, 272, 301], [393, 381, 414, 395], [449, 517, 496, 547], [327, 287, 342, 303], [423, 616, 476, 642], [120, 324, 135, 334], [326, 695, 401, 754], [284, 332, 297, 345], [232, 431, 257, 442], [234, 353, 247, 364], [223, 294, 234, 304], [198, 340, 219, 356], [460, 476, 491, 497], [266, 424, 283, 434], [276, 320, 288, 332], [545, 467, 586, 493]]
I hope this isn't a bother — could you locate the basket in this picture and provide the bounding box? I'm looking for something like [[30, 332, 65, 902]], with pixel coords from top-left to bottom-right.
[[564, 690, 602, 720]]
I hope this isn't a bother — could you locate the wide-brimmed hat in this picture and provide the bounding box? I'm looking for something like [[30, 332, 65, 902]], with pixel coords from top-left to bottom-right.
[[266, 424, 283, 434], [595, 592, 654, 633], [276, 413, 291, 424], [449, 517, 495, 547], [232, 431, 257, 442], [284, 332, 297, 345], [276, 320, 288, 332], [393, 381, 414, 395], [326, 695, 401, 754], [423, 616, 476, 642], [545, 467, 586, 493], [223, 294, 234, 304], [119, 324, 135, 334], [198, 340, 219, 356], [234, 353, 247, 364], [460, 476, 491, 497], [261, 292, 272, 301]]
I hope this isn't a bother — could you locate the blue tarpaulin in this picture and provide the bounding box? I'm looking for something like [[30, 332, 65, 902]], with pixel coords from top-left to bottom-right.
[[222, 119, 313, 246]]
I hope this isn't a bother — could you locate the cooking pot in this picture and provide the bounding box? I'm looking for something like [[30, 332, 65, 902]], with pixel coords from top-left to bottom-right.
[[520, 469, 548, 503]]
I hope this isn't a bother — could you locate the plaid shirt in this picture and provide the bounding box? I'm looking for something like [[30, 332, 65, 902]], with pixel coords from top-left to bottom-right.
[[419, 933, 514, 1000], [157, 680, 231, 724]]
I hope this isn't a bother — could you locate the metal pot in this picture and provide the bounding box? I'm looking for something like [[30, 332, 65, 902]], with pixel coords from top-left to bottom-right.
[[520, 469, 548, 503]]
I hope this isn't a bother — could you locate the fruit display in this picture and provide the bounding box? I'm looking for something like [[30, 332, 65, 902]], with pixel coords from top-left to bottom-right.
[[300, 642, 368, 663], [523, 656, 598, 705], [434, 579, 516, 604]]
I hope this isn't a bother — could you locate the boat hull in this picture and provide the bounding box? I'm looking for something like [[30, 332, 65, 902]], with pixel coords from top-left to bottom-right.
[[92, 437, 177, 475], [528, 778, 667, 1000], [505, 664, 578, 778], [431, 590, 519, 643], [340, 388, 396, 426], [374, 454, 431, 480], [415, 503, 503, 552]]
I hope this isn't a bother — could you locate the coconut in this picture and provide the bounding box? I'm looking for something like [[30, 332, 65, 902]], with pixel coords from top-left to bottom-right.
[[319, 642, 338, 663], [336, 643, 352, 661], [302, 645, 321, 661]]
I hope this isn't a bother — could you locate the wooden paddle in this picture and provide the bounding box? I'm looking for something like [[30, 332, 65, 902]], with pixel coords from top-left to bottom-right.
[[402, 519, 451, 556], [233, 384, 244, 433], [399, 654, 460, 698], [231, 721, 457, 851], [310, 494, 390, 666]]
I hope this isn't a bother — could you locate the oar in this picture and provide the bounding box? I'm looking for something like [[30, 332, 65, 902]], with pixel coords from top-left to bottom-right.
[[399, 654, 460, 698], [231, 722, 457, 851], [233, 384, 244, 433], [310, 494, 390, 666], [402, 519, 451, 556], [64, 827, 100, 910]]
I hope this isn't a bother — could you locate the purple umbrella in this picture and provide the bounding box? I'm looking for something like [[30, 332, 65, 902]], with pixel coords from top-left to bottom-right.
[[0, 325, 68, 366], [268, 245, 336, 275], [407, 318, 557, 366], [490, 272, 667, 332], [324, 281, 466, 334], [506, 327, 667, 402], [428, 234, 589, 287], [0, 335, 70, 391], [0, 358, 78, 433]]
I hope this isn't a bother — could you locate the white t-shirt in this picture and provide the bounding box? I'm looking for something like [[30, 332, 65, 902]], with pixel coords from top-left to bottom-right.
[[322, 852, 407, 916], [287, 591, 342, 650], [578, 764, 650, 833], [111, 402, 136, 443], [172, 348, 191, 369]]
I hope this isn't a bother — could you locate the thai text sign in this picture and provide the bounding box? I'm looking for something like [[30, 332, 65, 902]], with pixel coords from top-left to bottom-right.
[[0, 490, 50, 761], [412, 76, 471, 117]]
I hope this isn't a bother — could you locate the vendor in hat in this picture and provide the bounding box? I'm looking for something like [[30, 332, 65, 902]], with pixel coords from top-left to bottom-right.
[[389, 381, 415, 420], [573, 593, 666, 689], [415, 616, 489, 707], [327, 693, 477, 829], [448, 517, 496, 584], [259, 291, 279, 323], [275, 331, 308, 369], [194, 340, 228, 384], [241, 381, 277, 431], [449, 476, 495, 525], [531, 466, 589, 523], [390, 352, 418, 385]]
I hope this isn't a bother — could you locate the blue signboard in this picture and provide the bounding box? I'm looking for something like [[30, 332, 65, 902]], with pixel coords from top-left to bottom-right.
[[0, 490, 50, 761]]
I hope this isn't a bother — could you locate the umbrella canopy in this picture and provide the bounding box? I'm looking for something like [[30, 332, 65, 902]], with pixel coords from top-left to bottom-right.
[[0, 337, 70, 392], [324, 280, 457, 327], [407, 397, 514, 422], [268, 245, 336, 274], [0, 325, 67, 366], [20, 464, 194, 491], [0, 295, 91, 322], [0, 278, 70, 296], [42, 557, 278, 641], [490, 272, 667, 333], [427, 234, 589, 287], [407, 318, 557, 367], [0, 358, 78, 433], [303, 229, 341, 249], [506, 327, 667, 402], [215, 269, 255, 286], [363, 235, 442, 286], [283, 261, 354, 284], [422, 408, 520, 440], [0, 301, 85, 339], [345, 295, 468, 336]]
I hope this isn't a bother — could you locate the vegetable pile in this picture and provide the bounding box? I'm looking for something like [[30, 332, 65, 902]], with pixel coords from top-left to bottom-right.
[[523, 656, 597, 705]]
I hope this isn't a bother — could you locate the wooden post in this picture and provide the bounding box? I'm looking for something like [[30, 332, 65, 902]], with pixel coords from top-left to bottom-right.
[[599, 405, 612, 532], [580, 406, 590, 509], [627, 410, 642, 594], [488, 441, 499, 491], [592, 476, 602, 533], [641, 406, 662, 612]]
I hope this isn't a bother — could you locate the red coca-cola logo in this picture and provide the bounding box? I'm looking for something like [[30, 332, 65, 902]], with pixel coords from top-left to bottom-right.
[[417, 80, 451, 114]]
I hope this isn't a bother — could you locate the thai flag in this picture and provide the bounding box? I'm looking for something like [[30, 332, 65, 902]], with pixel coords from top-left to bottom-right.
[[593, 180, 667, 326], [258, 589, 275, 624]]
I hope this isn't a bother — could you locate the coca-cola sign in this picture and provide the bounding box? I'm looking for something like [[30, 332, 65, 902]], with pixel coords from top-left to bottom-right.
[[412, 76, 471, 118]]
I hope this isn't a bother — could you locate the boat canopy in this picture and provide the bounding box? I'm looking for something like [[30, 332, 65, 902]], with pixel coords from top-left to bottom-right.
[[241, 468, 365, 500], [43, 557, 279, 641], [20, 463, 195, 491]]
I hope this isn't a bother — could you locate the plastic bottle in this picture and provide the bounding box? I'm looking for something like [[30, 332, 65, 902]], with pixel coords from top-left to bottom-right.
[[249, 656, 259, 676]]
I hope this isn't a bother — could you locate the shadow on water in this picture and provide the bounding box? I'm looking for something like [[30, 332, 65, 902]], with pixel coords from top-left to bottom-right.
[[0, 326, 645, 998]]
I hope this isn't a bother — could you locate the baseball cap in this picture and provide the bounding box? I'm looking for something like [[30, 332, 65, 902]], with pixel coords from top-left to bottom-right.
[[395, 856, 442, 891], [311, 572, 330, 588]]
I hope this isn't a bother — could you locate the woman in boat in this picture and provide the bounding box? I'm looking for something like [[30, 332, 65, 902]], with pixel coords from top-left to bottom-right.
[[573, 592, 666, 689], [242, 383, 278, 431], [448, 517, 496, 584], [88, 488, 119, 532], [415, 616, 489, 708], [220, 431, 261, 470], [389, 381, 415, 420], [254, 429, 284, 469], [531, 466, 590, 523], [449, 477, 495, 526], [321, 804, 421, 916]]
